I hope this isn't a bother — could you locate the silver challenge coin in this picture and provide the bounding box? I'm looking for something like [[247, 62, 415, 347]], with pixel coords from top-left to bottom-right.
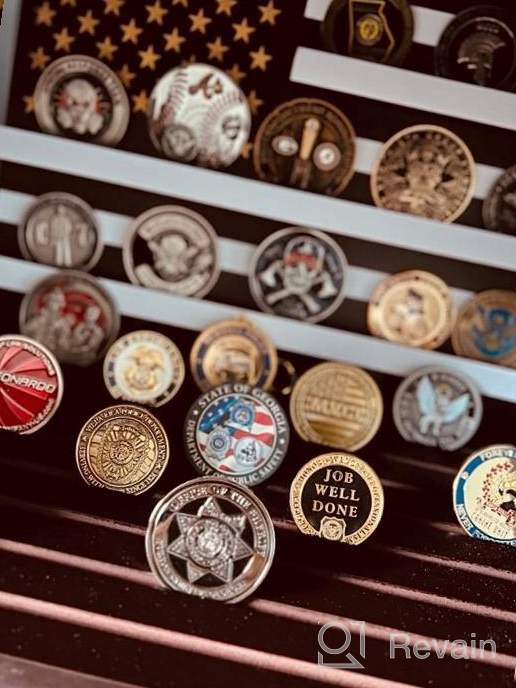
[[20, 271, 120, 366], [249, 227, 348, 323], [393, 366, 483, 451], [123, 206, 220, 298], [148, 63, 251, 168], [184, 383, 290, 487], [34, 55, 130, 146], [483, 165, 516, 235], [18, 193, 103, 271], [146, 477, 276, 603]]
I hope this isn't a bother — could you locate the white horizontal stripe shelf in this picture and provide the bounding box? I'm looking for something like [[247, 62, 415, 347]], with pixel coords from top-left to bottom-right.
[[0, 255, 514, 403], [0, 127, 514, 274]]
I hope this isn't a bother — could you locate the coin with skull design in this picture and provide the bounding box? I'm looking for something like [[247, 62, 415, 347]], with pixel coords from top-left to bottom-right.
[[148, 63, 251, 168], [146, 477, 276, 602], [123, 206, 220, 298], [393, 366, 483, 451], [34, 55, 130, 145], [249, 228, 348, 323], [184, 383, 290, 487]]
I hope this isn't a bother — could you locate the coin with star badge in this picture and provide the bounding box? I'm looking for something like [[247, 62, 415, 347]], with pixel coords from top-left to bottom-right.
[[253, 98, 356, 196], [249, 227, 348, 323], [451, 289, 516, 366], [0, 334, 64, 435], [435, 6, 516, 90], [184, 383, 289, 487], [103, 330, 185, 407], [148, 63, 251, 168], [322, 0, 414, 66], [18, 192, 103, 271], [290, 363, 383, 452], [393, 366, 483, 451], [483, 165, 516, 235], [290, 453, 384, 545], [368, 270, 456, 349], [34, 55, 130, 146], [20, 271, 120, 366], [146, 477, 275, 602], [371, 125, 475, 223], [190, 317, 278, 393], [76, 405, 169, 495], [123, 206, 220, 298], [453, 444, 516, 546]]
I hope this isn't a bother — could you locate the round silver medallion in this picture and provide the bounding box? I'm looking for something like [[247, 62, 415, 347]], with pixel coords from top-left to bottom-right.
[[148, 63, 251, 168], [393, 366, 483, 451], [146, 477, 276, 603], [34, 55, 130, 146], [18, 192, 102, 271], [249, 227, 348, 322], [123, 206, 220, 298]]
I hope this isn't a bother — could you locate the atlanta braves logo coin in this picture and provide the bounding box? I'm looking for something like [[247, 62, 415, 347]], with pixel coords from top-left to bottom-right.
[[123, 206, 220, 298], [146, 477, 275, 602], [253, 98, 356, 196], [103, 330, 185, 407], [18, 193, 102, 271], [290, 453, 384, 545], [184, 383, 289, 486], [0, 335, 63, 435], [34, 55, 130, 145], [483, 165, 516, 235], [190, 317, 278, 392], [148, 63, 251, 168], [20, 271, 120, 366], [393, 367, 482, 451], [435, 6, 516, 90], [290, 363, 383, 452], [322, 0, 414, 66], [76, 405, 169, 495], [371, 125, 475, 223], [451, 289, 516, 365], [249, 227, 348, 323], [368, 270, 455, 349], [453, 445, 516, 546]]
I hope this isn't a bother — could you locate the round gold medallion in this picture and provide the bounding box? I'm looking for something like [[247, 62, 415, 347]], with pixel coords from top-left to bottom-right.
[[290, 363, 383, 451], [190, 317, 278, 392], [76, 405, 170, 495], [367, 270, 455, 349]]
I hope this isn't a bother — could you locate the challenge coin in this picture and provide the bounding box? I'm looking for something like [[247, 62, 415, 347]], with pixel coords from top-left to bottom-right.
[[103, 330, 185, 407], [123, 206, 220, 298], [367, 270, 455, 349], [322, 0, 414, 66], [453, 444, 516, 546], [190, 317, 278, 392], [18, 192, 103, 271], [393, 366, 482, 451], [146, 477, 275, 602], [253, 98, 356, 196], [0, 334, 63, 435], [371, 125, 475, 223], [290, 453, 384, 545], [184, 383, 289, 486], [20, 271, 120, 366], [483, 165, 516, 234], [148, 63, 251, 168], [435, 6, 516, 90], [34, 55, 130, 146], [451, 289, 516, 366], [76, 405, 169, 495], [249, 227, 348, 323], [290, 363, 383, 452]]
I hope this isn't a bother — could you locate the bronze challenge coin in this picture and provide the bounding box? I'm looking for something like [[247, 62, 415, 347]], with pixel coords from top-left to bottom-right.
[[290, 453, 384, 545]]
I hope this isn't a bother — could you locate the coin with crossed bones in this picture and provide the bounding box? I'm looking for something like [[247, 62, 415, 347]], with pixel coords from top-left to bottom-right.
[[249, 228, 348, 323]]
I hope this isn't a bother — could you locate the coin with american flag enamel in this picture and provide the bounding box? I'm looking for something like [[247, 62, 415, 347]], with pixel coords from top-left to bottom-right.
[[184, 383, 289, 487], [0, 334, 63, 435]]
